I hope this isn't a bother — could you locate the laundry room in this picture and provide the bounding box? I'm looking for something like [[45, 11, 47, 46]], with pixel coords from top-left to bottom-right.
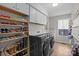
[[0, 3, 79, 56]]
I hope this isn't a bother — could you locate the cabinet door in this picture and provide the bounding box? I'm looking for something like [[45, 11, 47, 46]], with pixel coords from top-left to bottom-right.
[[43, 15, 47, 25], [30, 6, 38, 23], [17, 3, 29, 15], [0, 3, 17, 10], [40, 14, 47, 25], [30, 6, 47, 24], [41, 14, 44, 24], [36, 11, 42, 24]]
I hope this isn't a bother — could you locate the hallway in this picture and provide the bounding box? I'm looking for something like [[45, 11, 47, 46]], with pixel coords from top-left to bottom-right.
[[51, 42, 72, 56]]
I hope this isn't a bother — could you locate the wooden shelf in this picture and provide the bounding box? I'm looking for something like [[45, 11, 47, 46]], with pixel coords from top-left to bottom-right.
[[0, 17, 29, 23], [12, 47, 28, 56], [0, 35, 28, 44], [0, 24, 29, 29], [0, 32, 23, 35], [0, 24, 22, 27], [0, 5, 28, 16], [0, 31, 29, 37]]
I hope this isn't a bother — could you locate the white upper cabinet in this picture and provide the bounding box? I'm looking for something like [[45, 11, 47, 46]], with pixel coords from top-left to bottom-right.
[[30, 6, 47, 25], [16, 3, 29, 15]]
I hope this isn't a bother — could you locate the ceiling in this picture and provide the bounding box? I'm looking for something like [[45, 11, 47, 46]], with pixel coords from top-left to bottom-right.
[[39, 3, 75, 17]]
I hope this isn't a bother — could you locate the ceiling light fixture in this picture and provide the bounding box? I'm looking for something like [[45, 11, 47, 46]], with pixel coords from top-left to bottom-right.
[[52, 3, 58, 7]]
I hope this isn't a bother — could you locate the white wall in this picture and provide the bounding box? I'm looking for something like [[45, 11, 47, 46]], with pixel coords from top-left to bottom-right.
[[71, 4, 79, 20], [72, 16, 79, 44], [48, 14, 71, 34], [48, 14, 72, 44], [71, 4, 79, 44]]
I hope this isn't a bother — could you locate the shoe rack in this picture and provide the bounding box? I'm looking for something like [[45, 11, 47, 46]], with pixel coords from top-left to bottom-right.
[[0, 5, 30, 56]]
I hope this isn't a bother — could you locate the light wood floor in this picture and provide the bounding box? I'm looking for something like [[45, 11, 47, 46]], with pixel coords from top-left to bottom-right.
[[51, 42, 72, 56]]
